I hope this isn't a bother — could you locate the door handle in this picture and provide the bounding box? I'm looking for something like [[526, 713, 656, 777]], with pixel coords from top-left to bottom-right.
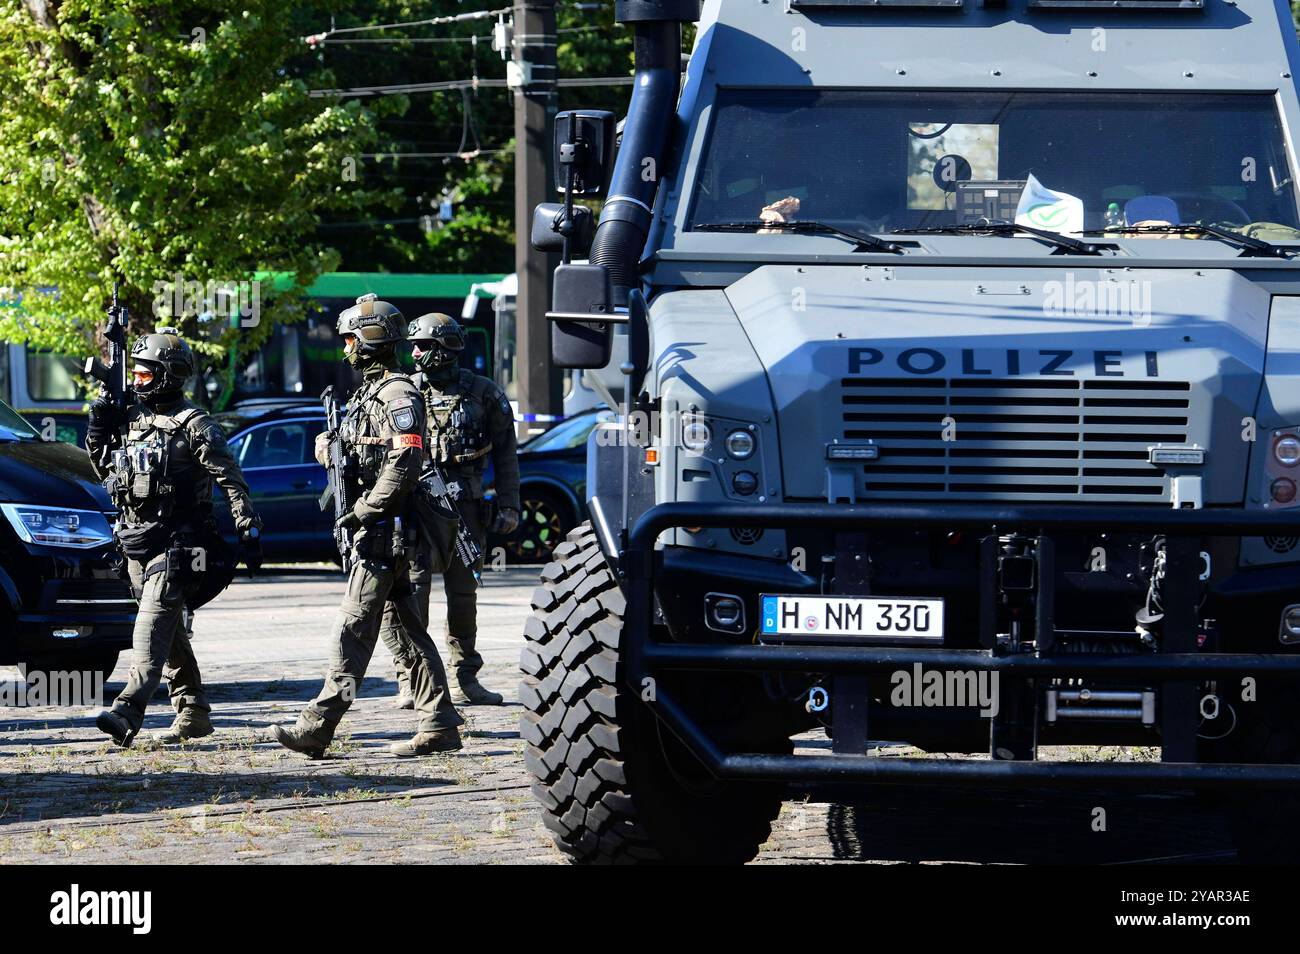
[[292, 480, 312, 490]]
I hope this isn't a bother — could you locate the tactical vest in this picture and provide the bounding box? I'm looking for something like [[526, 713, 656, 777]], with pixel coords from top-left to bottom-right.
[[424, 369, 494, 469], [105, 407, 207, 525], [342, 375, 408, 486]]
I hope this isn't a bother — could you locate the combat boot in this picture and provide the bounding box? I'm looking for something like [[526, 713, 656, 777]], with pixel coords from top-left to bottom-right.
[[453, 678, 504, 706], [390, 727, 463, 757], [393, 666, 415, 709], [96, 709, 138, 748], [270, 724, 328, 759], [154, 709, 214, 744]]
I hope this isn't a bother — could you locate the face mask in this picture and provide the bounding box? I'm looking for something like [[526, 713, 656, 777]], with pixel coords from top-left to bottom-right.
[[343, 335, 365, 369], [413, 342, 457, 372]]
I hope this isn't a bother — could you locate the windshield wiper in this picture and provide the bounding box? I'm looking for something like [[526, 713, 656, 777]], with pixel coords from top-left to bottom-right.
[[695, 219, 903, 253], [890, 222, 1104, 255], [1086, 222, 1295, 259]]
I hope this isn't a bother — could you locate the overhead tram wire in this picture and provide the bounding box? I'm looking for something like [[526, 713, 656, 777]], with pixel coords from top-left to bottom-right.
[[302, 7, 511, 45], [309, 76, 634, 98], [360, 149, 510, 160]]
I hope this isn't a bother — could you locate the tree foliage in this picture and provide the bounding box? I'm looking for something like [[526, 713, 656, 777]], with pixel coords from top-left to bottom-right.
[[0, 0, 382, 378]]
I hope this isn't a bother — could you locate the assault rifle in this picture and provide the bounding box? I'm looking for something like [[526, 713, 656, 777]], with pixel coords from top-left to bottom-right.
[[418, 465, 482, 579], [84, 283, 131, 413], [319, 385, 357, 571]]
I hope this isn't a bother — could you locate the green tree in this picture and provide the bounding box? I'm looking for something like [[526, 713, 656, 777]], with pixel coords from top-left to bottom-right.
[[0, 0, 383, 394]]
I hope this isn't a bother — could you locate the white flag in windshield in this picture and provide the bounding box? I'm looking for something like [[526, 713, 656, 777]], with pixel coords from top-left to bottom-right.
[[1015, 174, 1084, 234]]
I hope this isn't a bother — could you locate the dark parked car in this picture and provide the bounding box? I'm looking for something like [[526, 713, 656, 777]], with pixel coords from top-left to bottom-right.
[[215, 403, 612, 564], [213, 403, 333, 564], [0, 398, 133, 686], [497, 408, 612, 562]]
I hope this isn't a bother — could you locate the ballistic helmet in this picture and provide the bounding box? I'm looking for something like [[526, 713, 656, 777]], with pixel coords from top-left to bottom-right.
[[130, 327, 195, 400], [407, 312, 465, 372], [337, 293, 405, 366]]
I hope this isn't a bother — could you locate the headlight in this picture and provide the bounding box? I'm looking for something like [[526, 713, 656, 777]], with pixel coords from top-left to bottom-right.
[[1275, 435, 1300, 467], [0, 504, 114, 549], [682, 418, 712, 453], [725, 429, 756, 460]]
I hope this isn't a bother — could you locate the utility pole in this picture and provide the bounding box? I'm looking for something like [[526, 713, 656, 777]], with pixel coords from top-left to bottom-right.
[[511, 0, 560, 439]]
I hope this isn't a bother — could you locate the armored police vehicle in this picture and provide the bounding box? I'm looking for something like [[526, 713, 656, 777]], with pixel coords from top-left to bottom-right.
[[522, 0, 1300, 864]]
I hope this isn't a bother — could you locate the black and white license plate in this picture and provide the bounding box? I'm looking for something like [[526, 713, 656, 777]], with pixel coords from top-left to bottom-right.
[[760, 594, 944, 640]]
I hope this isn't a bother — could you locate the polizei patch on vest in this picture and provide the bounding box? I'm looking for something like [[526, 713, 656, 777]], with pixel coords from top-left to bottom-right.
[[388, 399, 416, 431]]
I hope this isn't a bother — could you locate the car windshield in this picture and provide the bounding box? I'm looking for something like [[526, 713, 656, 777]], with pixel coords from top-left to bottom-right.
[[688, 90, 1300, 238], [0, 397, 38, 440]]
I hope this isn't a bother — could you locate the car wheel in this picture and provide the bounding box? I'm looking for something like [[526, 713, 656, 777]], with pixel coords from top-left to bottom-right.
[[504, 488, 571, 564]]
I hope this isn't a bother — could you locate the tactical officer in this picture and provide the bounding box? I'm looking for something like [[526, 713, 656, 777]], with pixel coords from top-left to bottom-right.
[[272, 294, 464, 758], [86, 328, 263, 747], [379, 313, 519, 709]]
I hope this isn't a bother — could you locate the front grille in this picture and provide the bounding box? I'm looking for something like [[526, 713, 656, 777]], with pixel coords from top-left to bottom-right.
[[841, 377, 1192, 502], [38, 578, 135, 613]]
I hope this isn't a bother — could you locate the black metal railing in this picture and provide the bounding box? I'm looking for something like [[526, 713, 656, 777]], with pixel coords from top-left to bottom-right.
[[620, 500, 1300, 787]]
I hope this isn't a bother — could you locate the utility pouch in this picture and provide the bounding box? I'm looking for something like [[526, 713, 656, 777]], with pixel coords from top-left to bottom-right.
[[131, 472, 156, 499], [115, 521, 172, 562]]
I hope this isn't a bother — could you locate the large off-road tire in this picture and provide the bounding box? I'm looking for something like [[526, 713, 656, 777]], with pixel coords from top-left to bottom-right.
[[520, 522, 784, 864], [1201, 678, 1300, 864]]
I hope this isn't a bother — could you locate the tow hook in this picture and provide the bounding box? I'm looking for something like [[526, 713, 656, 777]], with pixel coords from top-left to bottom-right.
[[1200, 693, 1221, 721], [806, 685, 830, 714]]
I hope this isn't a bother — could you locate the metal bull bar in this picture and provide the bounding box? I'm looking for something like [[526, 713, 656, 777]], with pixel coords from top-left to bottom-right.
[[621, 501, 1300, 788]]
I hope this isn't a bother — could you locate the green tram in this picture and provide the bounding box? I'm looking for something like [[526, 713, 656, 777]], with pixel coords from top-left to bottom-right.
[[2, 273, 507, 442]]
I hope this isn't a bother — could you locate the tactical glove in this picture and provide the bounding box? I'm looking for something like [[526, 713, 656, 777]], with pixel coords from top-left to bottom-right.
[[240, 527, 263, 577], [87, 397, 124, 444], [491, 507, 520, 535], [88, 396, 124, 430]]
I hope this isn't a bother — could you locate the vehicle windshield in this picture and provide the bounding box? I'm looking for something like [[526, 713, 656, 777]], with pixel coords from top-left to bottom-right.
[[0, 398, 38, 440], [688, 90, 1300, 238]]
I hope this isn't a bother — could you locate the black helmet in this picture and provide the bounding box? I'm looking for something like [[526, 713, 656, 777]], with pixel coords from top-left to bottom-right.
[[130, 327, 195, 400], [338, 293, 405, 367], [407, 312, 465, 372]]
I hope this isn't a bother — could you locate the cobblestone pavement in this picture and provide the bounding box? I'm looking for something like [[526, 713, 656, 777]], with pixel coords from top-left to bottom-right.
[[0, 567, 1235, 864]]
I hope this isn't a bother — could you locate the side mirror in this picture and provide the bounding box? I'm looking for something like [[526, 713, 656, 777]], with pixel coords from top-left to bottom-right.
[[553, 110, 616, 196], [551, 264, 615, 369], [531, 202, 594, 256], [626, 287, 650, 396]]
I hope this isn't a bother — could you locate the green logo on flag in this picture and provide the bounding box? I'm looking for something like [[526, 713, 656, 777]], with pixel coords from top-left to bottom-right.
[[1027, 203, 1068, 228]]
